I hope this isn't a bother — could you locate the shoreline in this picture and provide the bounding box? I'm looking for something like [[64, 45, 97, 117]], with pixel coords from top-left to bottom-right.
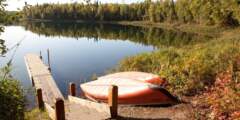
[[22, 19, 224, 36]]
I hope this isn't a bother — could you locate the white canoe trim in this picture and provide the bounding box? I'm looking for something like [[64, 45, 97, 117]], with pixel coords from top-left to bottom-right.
[[98, 71, 159, 82]]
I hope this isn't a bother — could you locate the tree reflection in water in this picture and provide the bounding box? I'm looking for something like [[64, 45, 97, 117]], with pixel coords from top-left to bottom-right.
[[22, 22, 213, 48]]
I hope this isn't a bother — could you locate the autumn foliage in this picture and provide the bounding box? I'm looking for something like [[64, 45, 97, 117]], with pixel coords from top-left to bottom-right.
[[194, 71, 240, 120]]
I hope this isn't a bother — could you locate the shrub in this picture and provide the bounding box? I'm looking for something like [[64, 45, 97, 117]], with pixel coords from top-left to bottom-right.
[[0, 78, 25, 120]]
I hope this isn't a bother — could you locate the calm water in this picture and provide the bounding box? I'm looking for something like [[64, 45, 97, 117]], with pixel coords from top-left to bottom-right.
[[0, 22, 211, 100]]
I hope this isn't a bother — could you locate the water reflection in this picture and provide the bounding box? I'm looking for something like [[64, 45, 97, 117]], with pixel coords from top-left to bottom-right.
[[0, 38, 7, 56], [22, 22, 212, 48]]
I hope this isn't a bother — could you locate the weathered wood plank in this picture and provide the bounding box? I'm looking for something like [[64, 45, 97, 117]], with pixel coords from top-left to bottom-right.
[[68, 96, 110, 116], [45, 103, 55, 120], [65, 101, 109, 120], [25, 54, 64, 107]]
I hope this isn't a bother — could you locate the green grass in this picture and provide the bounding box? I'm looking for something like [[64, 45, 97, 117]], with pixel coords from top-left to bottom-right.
[[116, 28, 240, 95], [25, 108, 50, 120]]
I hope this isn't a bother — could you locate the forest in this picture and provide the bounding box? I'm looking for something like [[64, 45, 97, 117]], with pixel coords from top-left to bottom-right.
[[22, 0, 240, 26]]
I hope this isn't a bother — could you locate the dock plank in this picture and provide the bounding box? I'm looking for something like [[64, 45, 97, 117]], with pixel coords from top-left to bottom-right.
[[25, 54, 64, 107], [65, 100, 109, 120], [68, 96, 110, 116]]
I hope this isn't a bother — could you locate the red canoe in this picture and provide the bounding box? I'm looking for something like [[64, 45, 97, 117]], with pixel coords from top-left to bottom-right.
[[80, 72, 178, 105]]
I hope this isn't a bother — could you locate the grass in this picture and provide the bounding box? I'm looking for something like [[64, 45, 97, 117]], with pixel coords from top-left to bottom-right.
[[116, 27, 240, 96], [25, 108, 50, 120]]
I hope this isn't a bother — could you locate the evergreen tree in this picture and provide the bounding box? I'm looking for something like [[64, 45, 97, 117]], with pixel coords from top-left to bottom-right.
[[21, 0, 239, 26]]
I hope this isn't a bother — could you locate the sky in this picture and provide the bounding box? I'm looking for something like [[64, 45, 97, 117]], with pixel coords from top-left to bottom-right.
[[5, 0, 144, 11]]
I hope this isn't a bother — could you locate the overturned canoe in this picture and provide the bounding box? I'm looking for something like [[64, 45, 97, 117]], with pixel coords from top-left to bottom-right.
[[98, 72, 166, 85], [80, 72, 178, 105]]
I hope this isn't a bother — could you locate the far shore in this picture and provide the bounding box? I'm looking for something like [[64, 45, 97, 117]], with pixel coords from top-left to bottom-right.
[[22, 19, 224, 36]]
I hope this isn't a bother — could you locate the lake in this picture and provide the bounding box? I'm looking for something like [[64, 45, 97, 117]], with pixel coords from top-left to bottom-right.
[[0, 22, 211, 105]]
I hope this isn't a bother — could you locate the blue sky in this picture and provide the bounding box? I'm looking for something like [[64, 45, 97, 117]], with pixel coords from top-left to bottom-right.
[[6, 0, 144, 11]]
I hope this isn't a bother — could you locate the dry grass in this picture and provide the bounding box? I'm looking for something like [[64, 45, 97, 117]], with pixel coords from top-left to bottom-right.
[[25, 108, 51, 120]]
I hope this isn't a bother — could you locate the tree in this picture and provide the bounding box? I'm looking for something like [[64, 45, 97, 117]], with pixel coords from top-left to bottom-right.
[[215, 0, 239, 26], [176, 0, 193, 23], [0, 0, 6, 24], [21, 0, 240, 26], [148, 2, 156, 22]]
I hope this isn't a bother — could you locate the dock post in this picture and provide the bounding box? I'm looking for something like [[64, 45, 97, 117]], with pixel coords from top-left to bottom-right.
[[40, 51, 42, 59], [108, 85, 118, 118], [36, 88, 44, 110], [31, 76, 35, 87], [69, 83, 76, 96], [47, 49, 51, 71], [55, 98, 65, 120]]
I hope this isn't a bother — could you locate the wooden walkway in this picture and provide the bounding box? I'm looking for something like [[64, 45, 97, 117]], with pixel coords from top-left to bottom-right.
[[25, 54, 111, 120], [25, 54, 63, 106]]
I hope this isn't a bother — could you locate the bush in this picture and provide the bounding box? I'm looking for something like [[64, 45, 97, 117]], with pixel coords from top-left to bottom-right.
[[0, 79, 25, 120]]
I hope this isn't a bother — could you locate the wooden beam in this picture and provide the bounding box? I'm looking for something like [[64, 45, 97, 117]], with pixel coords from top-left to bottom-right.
[[45, 103, 55, 120], [55, 98, 65, 120], [108, 85, 118, 118], [69, 83, 76, 96], [40, 51, 42, 59], [47, 49, 51, 71], [37, 88, 44, 110], [31, 76, 35, 87], [24, 57, 34, 86], [68, 96, 110, 116]]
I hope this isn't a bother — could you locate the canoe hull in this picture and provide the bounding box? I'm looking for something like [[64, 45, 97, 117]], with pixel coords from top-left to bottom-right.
[[81, 86, 177, 105], [80, 72, 178, 105]]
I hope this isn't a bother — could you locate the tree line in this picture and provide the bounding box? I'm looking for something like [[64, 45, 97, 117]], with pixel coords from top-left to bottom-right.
[[1, 11, 22, 24], [0, 0, 5, 25], [0, 0, 7, 55], [22, 0, 240, 26]]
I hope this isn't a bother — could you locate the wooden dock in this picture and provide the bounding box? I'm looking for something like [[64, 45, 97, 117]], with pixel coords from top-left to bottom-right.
[[25, 54, 63, 107], [25, 54, 115, 120]]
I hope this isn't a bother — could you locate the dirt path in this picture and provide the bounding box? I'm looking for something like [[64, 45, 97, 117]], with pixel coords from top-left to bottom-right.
[[115, 103, 194, 120]]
